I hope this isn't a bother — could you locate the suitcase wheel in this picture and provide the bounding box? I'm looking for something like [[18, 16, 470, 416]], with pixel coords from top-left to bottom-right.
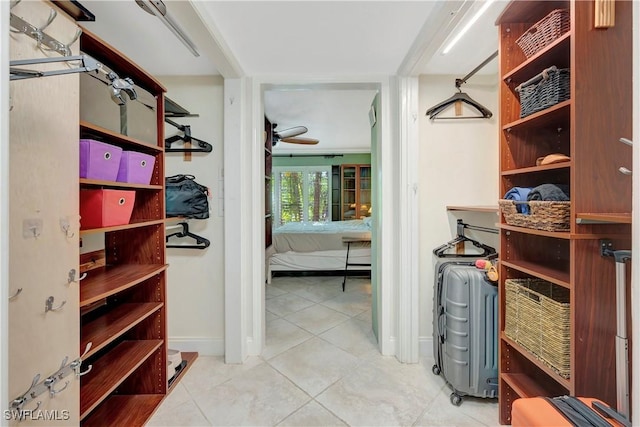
[[450, 393, 462, 406], [432, 364, 441, 375]]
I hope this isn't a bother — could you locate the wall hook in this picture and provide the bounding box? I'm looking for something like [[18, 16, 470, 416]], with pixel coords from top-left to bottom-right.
[[59, 28, 82, 56], [9, 288, 23, 300], [77, 364, 93, 377], [44, 377, 69, 397], [60, 218, 75, 238], [30, 9, 57, 48], [10, 374, 41, 420], [70, 342, 93, 377], [67, 268, 86, 284], [45, 296, 66, 313]]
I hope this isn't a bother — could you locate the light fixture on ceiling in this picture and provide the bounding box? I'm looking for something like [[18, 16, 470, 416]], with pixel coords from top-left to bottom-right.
[[442, 0, 496, 55], [135, 0, 200, 57]]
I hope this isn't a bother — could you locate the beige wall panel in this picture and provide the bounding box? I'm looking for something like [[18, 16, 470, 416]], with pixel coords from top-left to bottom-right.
[[9, 1, 79, 425]]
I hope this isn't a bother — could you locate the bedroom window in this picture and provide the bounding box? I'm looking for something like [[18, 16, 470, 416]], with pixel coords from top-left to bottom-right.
[[273, 167, 331, 226]]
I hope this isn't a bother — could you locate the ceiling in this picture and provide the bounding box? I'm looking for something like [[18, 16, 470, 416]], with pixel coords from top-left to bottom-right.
[[79, 0, 507, 154]]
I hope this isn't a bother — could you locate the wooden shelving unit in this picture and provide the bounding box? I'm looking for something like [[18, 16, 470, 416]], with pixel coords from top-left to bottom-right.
[[496, 1, 632, 423], [78, 27, 172, 426]]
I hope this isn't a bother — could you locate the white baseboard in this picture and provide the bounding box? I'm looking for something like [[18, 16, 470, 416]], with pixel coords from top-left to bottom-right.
[[419, 336, 433, 357], [168, 337, 224, 356]]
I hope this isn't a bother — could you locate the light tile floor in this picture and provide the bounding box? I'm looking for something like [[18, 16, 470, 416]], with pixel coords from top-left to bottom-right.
[[148, 275, 499, 426]]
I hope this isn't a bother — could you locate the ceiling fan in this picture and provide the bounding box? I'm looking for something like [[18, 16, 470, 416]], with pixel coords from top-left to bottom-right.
[[271, 124, 319, 146]]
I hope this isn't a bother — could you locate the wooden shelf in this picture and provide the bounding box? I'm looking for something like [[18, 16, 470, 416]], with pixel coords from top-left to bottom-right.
[[81, 394, 164, 427], [501, 260, 570, 288], [503, 32, 571, 84], [502, 100, 571, 132], [80, 121, 163, 153], [80, 264, 168, 307], [168, 352, 198, 391], [80, 219, 165, 236], [501, 373, 555, 398], [82, 352, 198, 426], [501, 333, 571, 390], [576, 213, 631, 224], [446, 205, 498, 213], [498, 223, 571, 239], [497, 0, 569, 24], [81, 302, 164, 359], [501, 161, 571, 176], [80, 178, 163, 190], [80, 340, 163, 420]]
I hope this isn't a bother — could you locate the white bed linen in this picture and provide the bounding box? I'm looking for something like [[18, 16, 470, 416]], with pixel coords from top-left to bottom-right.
[[272, 220, 371, 253]]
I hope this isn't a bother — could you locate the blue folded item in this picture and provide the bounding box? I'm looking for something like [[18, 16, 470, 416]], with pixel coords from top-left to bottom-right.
[[504, 187, 533, 214]]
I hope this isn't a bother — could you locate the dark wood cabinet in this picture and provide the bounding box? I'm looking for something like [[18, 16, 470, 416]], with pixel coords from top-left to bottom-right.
[[340, 164, 372, 220], [496, 1, 632, 423]]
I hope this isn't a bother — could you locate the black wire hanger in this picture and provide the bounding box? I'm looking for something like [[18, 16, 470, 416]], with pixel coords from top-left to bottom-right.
[[433, 220, 497, 258], [166, 222, 210, 249], [165, 118, 213, 153], [425, 51, 497, 120]]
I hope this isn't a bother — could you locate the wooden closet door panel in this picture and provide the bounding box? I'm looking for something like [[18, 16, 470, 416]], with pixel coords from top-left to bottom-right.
[[9, 1, 80, 425]]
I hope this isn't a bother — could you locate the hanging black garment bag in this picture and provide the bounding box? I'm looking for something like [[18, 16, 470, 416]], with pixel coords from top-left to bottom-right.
[[165, 174, 210, 219]]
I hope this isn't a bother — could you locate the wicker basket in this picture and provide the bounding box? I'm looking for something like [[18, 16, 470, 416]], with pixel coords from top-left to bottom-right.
[[516, 9, 570, 58], [504, 278, 570, 378], [499, 199, 570, 231], [517, 66, 570, 118]]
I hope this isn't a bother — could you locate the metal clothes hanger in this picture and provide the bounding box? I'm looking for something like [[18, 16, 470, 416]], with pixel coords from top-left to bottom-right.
[[425, 51, 497, 120], [166, 222, 210, 249], [433, 220, 497, 258], [164, 118, 213, 153]]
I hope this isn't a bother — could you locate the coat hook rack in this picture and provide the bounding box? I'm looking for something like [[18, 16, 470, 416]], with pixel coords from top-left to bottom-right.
[[9, 11, 69, 56], [9, 349, 89, 418]]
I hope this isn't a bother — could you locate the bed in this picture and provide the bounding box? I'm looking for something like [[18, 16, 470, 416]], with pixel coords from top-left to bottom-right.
[[267, 219, 372, 283]]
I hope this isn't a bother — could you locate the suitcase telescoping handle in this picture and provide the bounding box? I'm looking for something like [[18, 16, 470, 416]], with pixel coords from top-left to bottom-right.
[[601, 241, 631, 421], [613, 250, 631, 420]]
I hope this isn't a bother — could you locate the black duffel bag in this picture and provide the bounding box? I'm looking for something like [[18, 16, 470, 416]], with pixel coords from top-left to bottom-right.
[[165, 174, 210, 219]]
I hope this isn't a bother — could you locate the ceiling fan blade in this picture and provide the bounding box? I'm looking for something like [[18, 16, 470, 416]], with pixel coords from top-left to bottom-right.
[[280, 136, 319, 145], [275, 126, 308, 139]]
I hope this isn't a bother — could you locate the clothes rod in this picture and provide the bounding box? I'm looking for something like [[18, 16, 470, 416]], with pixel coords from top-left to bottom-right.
[[455, 50, 498, 89], [272, 154, 344, 158]]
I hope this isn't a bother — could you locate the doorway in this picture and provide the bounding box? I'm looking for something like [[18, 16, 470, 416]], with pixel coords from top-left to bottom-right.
[[254, 83, 383, 352]]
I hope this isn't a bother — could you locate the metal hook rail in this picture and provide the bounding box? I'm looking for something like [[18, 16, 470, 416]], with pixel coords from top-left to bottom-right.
[[8, 343, 93, 420], [9, 10, 80, 57]]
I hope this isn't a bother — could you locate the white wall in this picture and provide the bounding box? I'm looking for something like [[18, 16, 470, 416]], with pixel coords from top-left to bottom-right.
[[417, 74, 499, 353], [161, 75, 225, 356]]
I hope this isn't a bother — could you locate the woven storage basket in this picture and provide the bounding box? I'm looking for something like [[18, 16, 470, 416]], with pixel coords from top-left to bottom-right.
[[504, 278, 570, 378], [499, 199, 570, 231], [516, 9, 570, 58], [517, 66, 570, 118]]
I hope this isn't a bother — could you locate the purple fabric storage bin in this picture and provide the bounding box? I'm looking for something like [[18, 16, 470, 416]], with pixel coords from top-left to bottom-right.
[[116, 151, 156, 185], [79, 139, 123, 181]]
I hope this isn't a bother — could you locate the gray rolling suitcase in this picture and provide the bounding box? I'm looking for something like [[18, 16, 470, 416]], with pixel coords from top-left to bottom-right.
[[432, 259, 499, 405]]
